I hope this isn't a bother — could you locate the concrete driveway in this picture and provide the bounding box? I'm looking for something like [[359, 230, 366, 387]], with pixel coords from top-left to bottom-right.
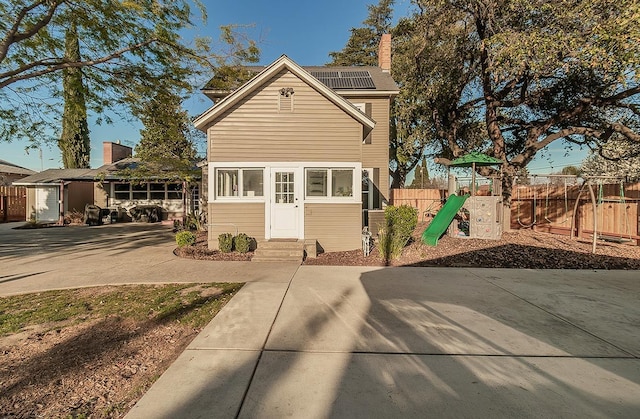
[[0, 222, 297, 296], [128, 266, 640, 418], [1, 223, 639, 417]]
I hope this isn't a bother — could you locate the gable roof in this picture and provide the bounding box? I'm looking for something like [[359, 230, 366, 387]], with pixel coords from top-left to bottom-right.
[[202, 64, 399, 98], [0, 159, 36, 176], [194, 55, 378, 132]]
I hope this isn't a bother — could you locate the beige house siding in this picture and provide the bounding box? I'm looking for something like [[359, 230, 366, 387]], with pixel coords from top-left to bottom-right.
[[94, 183, 108, 207], [208, 69, 363, 163], [304, 203, 361, 251], [26, 187, 36, 221], [207, 202, 265, 249], [344, 95, 390, 202]]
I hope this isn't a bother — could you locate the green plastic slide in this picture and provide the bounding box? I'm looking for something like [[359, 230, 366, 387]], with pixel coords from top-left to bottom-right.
[[421, 194, 470, 246]]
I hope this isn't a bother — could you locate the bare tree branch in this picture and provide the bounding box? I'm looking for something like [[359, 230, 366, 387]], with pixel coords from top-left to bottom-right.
[[0, 0, 63, 64]]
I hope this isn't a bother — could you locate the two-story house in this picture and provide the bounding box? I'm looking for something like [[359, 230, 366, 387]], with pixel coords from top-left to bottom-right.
[[194, 35, 398, 254]]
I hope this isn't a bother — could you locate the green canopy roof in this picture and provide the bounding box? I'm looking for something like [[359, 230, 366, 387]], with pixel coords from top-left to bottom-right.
[[449, 152, 503, 167]]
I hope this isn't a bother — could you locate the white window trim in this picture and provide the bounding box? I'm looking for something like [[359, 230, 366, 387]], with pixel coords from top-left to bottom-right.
[[212, 166, 266, 203], [304, 167, 357, 202], [362, 167, 374, 210], [208, 162, 362, 204]]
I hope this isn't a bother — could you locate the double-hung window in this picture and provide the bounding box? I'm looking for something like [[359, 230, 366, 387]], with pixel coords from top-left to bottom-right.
[[216, 168, 264, 199], [305, 168, 354, 199]]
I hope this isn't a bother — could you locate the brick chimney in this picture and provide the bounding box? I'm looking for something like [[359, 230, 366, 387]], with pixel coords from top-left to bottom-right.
[[103, 141, 132, 165], [378, 33, 391, 73]]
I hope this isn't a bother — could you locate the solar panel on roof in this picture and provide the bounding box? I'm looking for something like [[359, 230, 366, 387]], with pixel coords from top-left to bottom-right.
[[310, 70, 376, 90], [341, 71, 371, 78], [311, 70, 340, 78], [351, 77, 376, 89]]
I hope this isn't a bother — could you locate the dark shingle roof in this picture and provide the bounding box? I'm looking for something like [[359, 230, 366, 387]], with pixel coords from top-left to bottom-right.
[[0, 159, 36, 176], [12, 168, 97, 184], [202, 63, 398, 100]]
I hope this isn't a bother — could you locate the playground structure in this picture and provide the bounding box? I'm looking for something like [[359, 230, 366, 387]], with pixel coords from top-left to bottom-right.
[[422, 152, 504, 245], [409, 172, 639, 251]]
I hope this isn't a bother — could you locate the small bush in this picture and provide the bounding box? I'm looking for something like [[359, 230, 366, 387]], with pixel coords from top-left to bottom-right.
[[384, 205, 418, 246], [377, 205, 418, 261], [176, 231, 196, 247], [218, 233, 234, 253], [234, 233, 252, 253]]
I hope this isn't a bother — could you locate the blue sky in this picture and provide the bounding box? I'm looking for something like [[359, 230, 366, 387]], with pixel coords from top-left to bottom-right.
[[0, 0, 585, 175]]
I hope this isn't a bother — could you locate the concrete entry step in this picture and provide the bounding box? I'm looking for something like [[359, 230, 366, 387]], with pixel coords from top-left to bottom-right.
[[253, 240, 305, 263]]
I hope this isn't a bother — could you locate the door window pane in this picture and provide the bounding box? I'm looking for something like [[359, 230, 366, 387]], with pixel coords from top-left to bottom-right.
[[306, 169, 327, 197], [275, 171, 295, 204], [332, 170, 353, 197]]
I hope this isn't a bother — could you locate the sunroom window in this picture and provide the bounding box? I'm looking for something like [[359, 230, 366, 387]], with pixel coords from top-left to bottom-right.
[[216, 168, 264, 198], [332, 170, 353, 197], [305, 168, 354, 199]]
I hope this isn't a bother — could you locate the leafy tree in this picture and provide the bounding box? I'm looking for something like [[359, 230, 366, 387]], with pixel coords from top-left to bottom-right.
[[328, 0, 395, 66], [58, 21, 90, 168], [561, 166, 581, 176], [0, 1, 258, 148], [408, 0, 640, 211], [581, 138, 640, 180], [133, 88, 198, 175], [408, 156, 429, 188], [329, 0, 429, 187]]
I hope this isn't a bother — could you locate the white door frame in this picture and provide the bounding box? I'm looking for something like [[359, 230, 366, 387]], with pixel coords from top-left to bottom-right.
[[267, 167, 303, 239]]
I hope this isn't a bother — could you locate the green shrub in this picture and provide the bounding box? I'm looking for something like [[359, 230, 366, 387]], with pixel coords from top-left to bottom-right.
[[175, 231, 196, 247], [234, 233, 252, 253], [218, 233, 234, 253], [384, 205, 418, 245], [377, 205, 418, 261]]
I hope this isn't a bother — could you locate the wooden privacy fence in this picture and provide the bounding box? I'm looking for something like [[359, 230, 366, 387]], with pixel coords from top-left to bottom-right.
[[0, 186, 27, 222], [389, 188, 448, 221], [391, 183, 640, 245], [512, 182, 640, 244]]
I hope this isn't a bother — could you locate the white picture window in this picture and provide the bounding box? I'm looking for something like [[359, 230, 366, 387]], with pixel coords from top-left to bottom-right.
[[305, 168, 355, 199], [332, 170, 353, 197], [216, 168, 264, 199], [306, 169, 327, 197]]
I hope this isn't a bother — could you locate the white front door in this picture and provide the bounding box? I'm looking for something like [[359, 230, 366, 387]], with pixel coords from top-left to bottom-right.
[[270, 168, 300, 238]]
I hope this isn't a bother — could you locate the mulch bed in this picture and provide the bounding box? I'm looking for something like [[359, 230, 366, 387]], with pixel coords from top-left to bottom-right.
[[177, 223, 640, 270]]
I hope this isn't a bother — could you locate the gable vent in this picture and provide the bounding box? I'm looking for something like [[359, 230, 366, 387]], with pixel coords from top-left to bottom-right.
[[279, 87, 294, 112]]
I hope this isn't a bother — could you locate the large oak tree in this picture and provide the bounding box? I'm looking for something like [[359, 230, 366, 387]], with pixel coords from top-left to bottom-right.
[[411, 0, 640, 205]]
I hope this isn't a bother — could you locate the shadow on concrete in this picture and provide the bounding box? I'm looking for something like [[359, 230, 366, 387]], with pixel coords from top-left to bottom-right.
[[0, 271, 49, 285], [0, 223, 174, 262], [403, 243, 640, 269], [148, 266, 640, 418]]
